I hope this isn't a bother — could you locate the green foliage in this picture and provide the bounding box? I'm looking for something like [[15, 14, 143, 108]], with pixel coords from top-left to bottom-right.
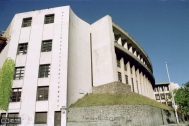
[[174, 81, 189, 115], [0, 58, 15, 111], [70, 92, 173, 110]]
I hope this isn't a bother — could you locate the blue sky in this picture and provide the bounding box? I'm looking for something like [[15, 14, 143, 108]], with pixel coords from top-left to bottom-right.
[[0, 0, 188, 86]]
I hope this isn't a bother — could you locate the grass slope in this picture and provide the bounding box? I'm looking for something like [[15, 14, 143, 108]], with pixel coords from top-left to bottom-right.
[[70, 93, 173, 110]]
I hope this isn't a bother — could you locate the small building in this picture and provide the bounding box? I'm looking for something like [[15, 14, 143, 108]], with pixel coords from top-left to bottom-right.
[[154, 82, 176, 106]]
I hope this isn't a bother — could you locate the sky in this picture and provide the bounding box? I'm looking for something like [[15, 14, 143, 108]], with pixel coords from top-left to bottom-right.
[[0, 0, 188, 86]]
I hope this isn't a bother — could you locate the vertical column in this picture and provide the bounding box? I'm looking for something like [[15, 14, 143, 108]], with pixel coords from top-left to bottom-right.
[[132, 65, 137, 93], [140, 71, 144, 96], [144, 75, 147, 97], [136, 69, 141, 94], [126, 61, 132, 90], [120, 57, 125, 83]]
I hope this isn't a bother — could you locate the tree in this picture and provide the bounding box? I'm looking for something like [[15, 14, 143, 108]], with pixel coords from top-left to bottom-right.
[[174, 81, 189, 121], [0, 58, 15, 111]]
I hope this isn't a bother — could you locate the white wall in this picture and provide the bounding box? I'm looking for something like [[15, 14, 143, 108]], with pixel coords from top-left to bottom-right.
[[91, 15, 117, 86], [67, 8, 91, 106]]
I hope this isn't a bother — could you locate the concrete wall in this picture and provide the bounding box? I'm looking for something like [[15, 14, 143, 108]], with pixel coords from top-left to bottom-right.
[[67, 8, 92, 106], [67, 105, 177, 126], [91, 15, 117, 87]]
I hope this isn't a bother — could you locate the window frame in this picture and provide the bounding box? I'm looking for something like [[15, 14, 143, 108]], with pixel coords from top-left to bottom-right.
[[125, 75, 128, 84], [35, 112, 47, 124], [54, 111, 61, 126], [17, 43, 28, 55], [118, 72, 122, 82], [38, 64, 51, 78], [22, 17, 32, 27], [44, 14, 54, 24], [10, 88, 22, 102], [155, 94, 160, 100], [41, 40, 52, 52], [14, 67, 25, 80], [37, 86, 49, 101]]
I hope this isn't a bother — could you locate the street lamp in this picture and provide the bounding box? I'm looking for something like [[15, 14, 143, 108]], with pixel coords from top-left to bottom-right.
[[165, 62, 179, 124]]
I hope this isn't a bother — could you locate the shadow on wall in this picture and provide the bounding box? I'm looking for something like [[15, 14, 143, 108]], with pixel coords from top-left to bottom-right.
[[163, 110, 175, 124]]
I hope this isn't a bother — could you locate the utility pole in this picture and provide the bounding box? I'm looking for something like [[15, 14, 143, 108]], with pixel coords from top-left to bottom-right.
[[165, 62, 179, 124]]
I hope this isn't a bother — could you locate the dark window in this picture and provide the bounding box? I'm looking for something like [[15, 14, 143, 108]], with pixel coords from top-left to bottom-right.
[[35, 112, 47, 124], [37, 86, 49, 101], [131, 78, 134, 92], [118, 72, 122, 82], [124, 64, 127, 71], [161, 94, 165, 100], [125, 75, 128, 84], [41, 40, 52, 52], [39, 64, 50, 78], [14, 67, 25, 80], [10, 88, 22, 102], [22, 18, 32, 27], [167, 102, 172, 106], [0, 113, 6, 117], [155, 94, 160, 100], [17, 43, 28, 55], [8, 113, 19, 126], [44, 14, 54, 24], [117, 60, 121, 68], [54, 111, 61, 126]]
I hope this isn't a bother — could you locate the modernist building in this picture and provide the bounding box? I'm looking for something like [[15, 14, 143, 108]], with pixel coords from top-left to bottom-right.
[[0, 6, 155, 126], [154, 82, 176, 106]]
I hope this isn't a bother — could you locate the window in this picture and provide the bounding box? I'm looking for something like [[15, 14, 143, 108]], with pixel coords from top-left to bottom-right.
[[37, 86, 49, 101], [161, 94, 165, 100], [131, 78, 134, 92], [167, 102, 172, 106], [136, 81, 139, 93], [124, 64, 127, 71], [35, 112, 47, 124], [118, 72, 122, 82], [44, 14, 54, 24], [54, 111, 61, 126], [10, 88, 22, 102], [39, 64, 50, 78], [14, 67, 25, 80], [41, 40, 52, 52], [22, 17, 32, 27], [155, 94, 160, 100], [125, 75, 128, 84], [117, 60, 121, 68], [17, 43, 28, 55], [8, 113, 19, 126]]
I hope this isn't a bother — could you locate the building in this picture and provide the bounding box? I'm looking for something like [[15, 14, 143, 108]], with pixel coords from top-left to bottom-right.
[[154, 82, 176, 106], [0, 6, 155, 126]]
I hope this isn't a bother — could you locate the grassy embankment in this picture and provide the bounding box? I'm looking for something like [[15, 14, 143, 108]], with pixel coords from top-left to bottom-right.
[[70, 92, 173, 110]]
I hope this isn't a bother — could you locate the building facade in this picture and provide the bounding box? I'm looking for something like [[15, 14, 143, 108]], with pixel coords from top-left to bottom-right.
[[154, 82, 176, 106], [0, 6, 155, 126]]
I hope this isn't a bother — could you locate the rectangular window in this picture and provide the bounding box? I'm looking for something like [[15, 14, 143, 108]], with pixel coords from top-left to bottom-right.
[[17, 43, 28, 55], [44, 14, 54, 24], [125, 75, 128, 84], [41, 40, 52, 52], [22, 17, 32, 27], [14, 67, 25, 80], [8, 113, 19, 126], [124, 64, 127, 71], [37, 86, 49, 101], [161, 94, 165, 100], [155, 94, 160, 100], [10, 88, 22, 102], [35, 112, 47, 124], [118, 72, 122, 82], [117, 60, 121, 68], [39, 64, 50, 78], [54, 111, 61, 126], [131, 78, 134, 92]]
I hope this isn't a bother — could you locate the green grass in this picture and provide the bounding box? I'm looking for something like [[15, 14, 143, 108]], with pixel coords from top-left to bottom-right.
[[70, 92, 173, 110]]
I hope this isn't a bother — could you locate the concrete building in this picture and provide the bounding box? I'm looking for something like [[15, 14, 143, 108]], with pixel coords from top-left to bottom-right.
[[154, 82, 176, 106], [0, 6, 155, 126]]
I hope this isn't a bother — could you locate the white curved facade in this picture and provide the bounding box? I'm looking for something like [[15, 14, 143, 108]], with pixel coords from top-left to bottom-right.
[[0, 6, 155, 126]]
